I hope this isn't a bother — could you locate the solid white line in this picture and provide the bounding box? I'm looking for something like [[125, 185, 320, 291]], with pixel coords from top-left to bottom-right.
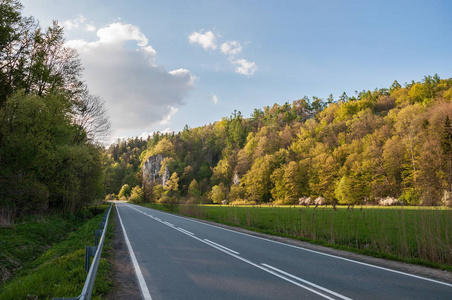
[[124, 204, 341, 299], [262, 264, 353, 300], [124, 207, 349, 300], [130, 204, 452, 288], [204, 239, 240, 255], [116, 205, 152, 300]]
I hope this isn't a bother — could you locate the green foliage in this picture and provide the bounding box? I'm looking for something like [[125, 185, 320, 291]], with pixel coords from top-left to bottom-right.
[[164, 172, 179, 196], [210, 183, 226, 204], [128, 186, 143, 204], [118, 184, 131, 199], [106, 74, 452, 207], [0, 2, 108, 218], [229, 184, 246, 202], [188, 179, 201, 197], [0, 206, 112, 299], [399, 188, 420, 205]]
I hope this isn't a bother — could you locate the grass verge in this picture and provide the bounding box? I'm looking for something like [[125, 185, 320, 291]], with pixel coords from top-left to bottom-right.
[[140, 203, 452, 271], [0, 205, 113, 300]]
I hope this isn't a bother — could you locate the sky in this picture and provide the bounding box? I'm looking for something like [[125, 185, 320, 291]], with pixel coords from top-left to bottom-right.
[[20, 0, 452, 145]]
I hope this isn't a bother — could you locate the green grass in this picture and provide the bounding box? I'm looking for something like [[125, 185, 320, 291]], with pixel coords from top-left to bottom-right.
[[0, 205, 113, 300], [143, 203, 452, 270]]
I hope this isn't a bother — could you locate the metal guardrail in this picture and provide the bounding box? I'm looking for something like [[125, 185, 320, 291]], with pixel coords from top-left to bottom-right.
[[53, 204, 112, 300]]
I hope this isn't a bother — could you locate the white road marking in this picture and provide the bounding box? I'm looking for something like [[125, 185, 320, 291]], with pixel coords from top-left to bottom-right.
[[116, 205, 152, 300], [124, 204, 347, 299], [163, 221, 174, 227], [130, 204, 452, 288], [177, 227, 195, 235], [204, 239, 240, 255], [262, 264, 353, 300]]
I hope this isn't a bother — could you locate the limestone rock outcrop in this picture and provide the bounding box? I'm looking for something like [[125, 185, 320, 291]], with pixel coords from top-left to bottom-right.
[[142, 154, 169, 186]]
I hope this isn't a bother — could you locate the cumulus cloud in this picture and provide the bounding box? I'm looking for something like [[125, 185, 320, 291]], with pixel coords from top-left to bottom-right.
[[212, 94, 219, 104], [61, 15, 96, 32], [188, 30, 217, 50], [65, 22, 195, 139], [189, 29, 257, 76], [221, 41, 242, 55], [230, 58, 257, 76]]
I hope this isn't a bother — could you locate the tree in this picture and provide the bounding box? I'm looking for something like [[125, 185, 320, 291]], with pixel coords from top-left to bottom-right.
[[118, 184, 131, 199], [72, 92, 111, 144], [0, 1, 110, 217], [243, 154, 279, 203], [210, 183, 226, 204], [188, 179, 201, 197], [164, 172, 179, 196]]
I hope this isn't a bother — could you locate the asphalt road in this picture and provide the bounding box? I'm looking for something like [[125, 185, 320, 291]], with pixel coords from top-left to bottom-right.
[[115, 203, 452, 300]]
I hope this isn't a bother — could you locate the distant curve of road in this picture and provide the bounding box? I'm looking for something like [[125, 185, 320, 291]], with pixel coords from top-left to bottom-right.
[[115, 203, 452, 300]]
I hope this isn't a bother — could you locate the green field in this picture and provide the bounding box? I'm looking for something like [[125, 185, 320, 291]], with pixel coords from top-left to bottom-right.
[[146, 203, 452, 269], [0, 205, 113, 300]]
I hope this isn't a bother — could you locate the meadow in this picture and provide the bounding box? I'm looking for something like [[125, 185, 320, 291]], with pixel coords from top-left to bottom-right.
[[148, 204, 452, 269]]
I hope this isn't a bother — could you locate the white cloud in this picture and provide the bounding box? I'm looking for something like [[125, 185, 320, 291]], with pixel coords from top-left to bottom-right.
[[188, 30, 217, 50], [96, 23, 148, 47], [221, 41, 242, 55], [61, 15, 96, 32], [189, 29, 257, 76], [65, 22, 195, 140], [230, 58, 257, 76], [212, 94, 219, 104], [160, 106, 178, 125], [85, 24, 97, 32]]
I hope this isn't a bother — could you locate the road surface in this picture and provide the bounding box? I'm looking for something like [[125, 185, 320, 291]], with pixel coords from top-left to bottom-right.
[[115, 203, 452, 299]]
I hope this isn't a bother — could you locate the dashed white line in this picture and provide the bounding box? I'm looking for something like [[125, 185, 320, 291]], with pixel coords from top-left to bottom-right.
[[262, 264, 353, 300], [177, 227, 195, 236], [124, 204, 348, 299], [163, 221, 174, 227], [204, 239, 240, 255]]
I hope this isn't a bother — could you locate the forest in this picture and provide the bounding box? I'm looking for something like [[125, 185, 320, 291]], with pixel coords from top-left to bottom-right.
[[105, 75, 452, 207], [2, 0, 452, 226], [0, 0, 110, 221]]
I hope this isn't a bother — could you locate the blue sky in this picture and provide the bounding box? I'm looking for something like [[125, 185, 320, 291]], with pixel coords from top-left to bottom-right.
[[21, 0, 452, 145]]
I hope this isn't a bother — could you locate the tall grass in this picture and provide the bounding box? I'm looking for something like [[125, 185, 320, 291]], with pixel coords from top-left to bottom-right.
[[0, 205, 113, 300], [175, 204, 452, 268]]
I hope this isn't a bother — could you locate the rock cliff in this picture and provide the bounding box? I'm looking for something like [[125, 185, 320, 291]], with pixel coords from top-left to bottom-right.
[[142, 154, 169, 186]]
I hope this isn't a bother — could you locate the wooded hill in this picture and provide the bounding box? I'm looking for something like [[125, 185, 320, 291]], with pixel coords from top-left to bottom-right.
[[106, 75, 452, 206]]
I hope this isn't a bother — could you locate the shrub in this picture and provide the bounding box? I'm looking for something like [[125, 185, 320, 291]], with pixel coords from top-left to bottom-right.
[[399, 188, 420, 205], [378, 197, 399, 206], [298, 196, 312, 206], [118, 184, 131, 199], [314, 197, 325, 205], [128, 186, 143, 204]]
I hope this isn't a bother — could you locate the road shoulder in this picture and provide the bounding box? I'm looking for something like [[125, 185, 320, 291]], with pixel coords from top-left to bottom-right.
[[106, 206, 142, 300]]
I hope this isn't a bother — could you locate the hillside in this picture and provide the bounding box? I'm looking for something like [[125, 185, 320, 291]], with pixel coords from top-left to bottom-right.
[[105, 75, 452, 206]]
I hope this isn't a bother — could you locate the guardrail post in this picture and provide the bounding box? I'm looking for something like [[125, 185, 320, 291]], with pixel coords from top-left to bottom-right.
[[94, 230, 102, 246], [85, 246, 98, 272]]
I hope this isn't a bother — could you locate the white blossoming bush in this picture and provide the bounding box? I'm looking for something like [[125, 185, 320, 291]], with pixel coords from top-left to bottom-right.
[[378, 197, 399, 206], [314, 197, 325, 205], [298, 197, 312, 205]]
